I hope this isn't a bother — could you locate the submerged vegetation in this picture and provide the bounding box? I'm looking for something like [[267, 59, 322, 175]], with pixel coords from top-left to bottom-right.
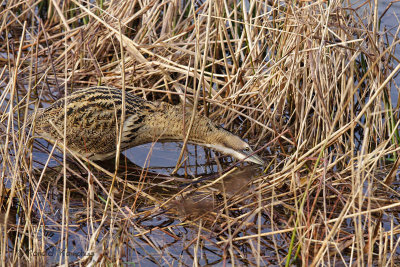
[[1, 0, 400, 265]]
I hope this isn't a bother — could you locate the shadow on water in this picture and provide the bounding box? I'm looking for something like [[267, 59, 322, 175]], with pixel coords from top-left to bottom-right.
[[20, 139, 269, 265], [16, 127, 400, 265]]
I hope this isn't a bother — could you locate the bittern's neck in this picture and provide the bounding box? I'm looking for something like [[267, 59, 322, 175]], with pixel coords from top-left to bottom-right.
[[143, 104, 217, 145]]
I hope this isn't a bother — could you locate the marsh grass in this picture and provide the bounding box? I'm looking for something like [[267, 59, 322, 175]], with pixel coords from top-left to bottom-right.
[[1, 0, 400, 265]]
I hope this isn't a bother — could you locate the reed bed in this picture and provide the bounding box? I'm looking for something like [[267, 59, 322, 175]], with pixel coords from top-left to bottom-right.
[[1, 0, 400, 265]]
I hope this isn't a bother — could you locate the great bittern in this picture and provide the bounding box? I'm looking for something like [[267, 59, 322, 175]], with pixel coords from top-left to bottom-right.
[[32, 87, 264, 165]]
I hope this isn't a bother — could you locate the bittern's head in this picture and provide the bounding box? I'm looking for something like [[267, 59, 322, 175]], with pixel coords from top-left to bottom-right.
[[161, 104, 264, 165], [201, 125, 264, 165]]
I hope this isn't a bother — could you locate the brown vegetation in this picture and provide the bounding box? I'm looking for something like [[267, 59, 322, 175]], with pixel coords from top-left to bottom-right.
[[1, 0, 400, 265]]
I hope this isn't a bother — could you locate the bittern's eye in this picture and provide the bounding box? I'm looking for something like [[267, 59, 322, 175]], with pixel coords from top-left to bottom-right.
[[243, 147, 251, 154]]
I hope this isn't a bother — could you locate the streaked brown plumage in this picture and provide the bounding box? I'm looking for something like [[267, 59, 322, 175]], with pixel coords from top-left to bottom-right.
[[33, 87, 264, 164]]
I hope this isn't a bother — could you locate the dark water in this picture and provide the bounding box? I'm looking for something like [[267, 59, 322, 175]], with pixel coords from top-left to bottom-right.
[[376, 0, 400, 103]]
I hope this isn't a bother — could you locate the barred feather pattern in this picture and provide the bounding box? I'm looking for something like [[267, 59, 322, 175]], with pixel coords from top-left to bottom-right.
[[33, 87, 263, 164]]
